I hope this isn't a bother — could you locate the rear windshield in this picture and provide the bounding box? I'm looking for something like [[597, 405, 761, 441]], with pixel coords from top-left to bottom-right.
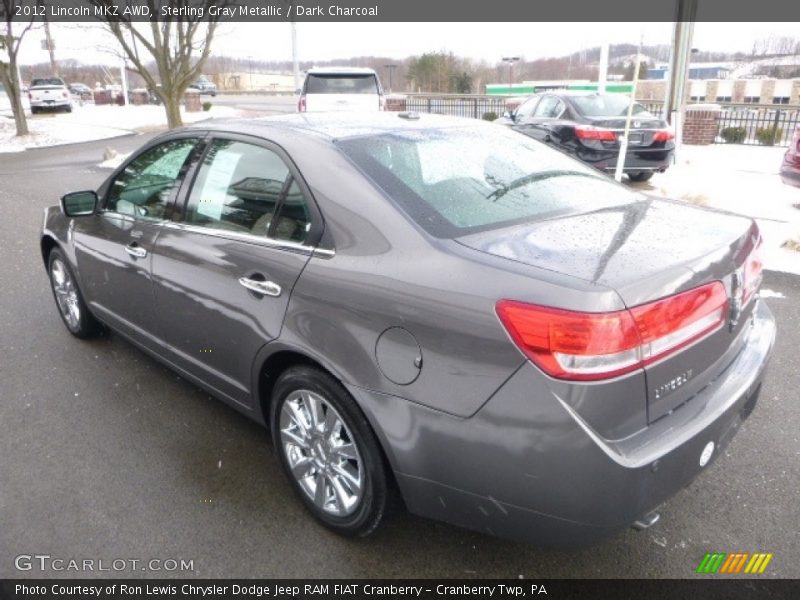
[[337, 125, 641, 238], [305, 74, 378, 95], [31, 78, 64, 87], [571, 94, 652, 117]]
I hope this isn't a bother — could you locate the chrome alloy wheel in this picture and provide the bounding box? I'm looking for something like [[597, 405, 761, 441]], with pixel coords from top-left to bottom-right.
[[279, 390, 364, 517], [51, 258, 80, 330]]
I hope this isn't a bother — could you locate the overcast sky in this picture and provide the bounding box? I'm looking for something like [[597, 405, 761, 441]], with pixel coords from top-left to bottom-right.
[[17, 21, 800, 67]]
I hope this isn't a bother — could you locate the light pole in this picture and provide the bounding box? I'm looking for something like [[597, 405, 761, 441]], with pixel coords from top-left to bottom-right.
[[384, 64, 397, 93], [248, 56, 254, 90], [501, 56, 520, 93]]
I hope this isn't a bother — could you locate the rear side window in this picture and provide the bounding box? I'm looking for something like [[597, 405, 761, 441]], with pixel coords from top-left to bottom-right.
[[305, 74, 379, 94], [184, 139, 312, 244], [337, 126, 641, 238]]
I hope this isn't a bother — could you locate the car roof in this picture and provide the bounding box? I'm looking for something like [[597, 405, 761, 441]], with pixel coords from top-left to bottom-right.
[[306, 66, 377, 75], [186, 112, 486, 142]]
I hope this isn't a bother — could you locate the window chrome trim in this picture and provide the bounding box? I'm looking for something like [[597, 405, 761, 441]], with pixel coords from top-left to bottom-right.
[[160, 220, 318, 255]]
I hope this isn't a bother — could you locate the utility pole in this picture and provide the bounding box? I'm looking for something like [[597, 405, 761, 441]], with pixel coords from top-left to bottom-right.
[[663, 0, 698, 158], [43, 19, 58, 76], [384, 64, 397, 93], [501, 56, 519, 93], [291, 20, 300, 94]]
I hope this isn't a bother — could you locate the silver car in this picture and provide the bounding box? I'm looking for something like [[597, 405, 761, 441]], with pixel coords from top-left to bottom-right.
[[41, 113, 775, 546]]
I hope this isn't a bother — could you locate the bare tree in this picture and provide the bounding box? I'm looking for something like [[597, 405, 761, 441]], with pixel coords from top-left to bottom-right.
[[0, 0, 36, 136], [89, 0, 224, 128]]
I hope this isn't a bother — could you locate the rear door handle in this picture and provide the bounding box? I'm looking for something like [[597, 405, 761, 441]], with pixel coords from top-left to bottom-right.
[[238, 277, 281, 297], [125, 243, 147, 259]]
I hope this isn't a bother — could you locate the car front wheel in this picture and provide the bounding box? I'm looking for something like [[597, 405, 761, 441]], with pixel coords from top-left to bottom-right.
[[270, 366, 388, 537], [48, 248, 102, 338]]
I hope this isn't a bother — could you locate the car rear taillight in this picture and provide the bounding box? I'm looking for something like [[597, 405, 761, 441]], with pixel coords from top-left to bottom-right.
[[653, 130, 675, 142], [496, 281, 728, 381], [62, 91, 68, 98], [574, 126, 617, 142], [297, 95, 306, 112]]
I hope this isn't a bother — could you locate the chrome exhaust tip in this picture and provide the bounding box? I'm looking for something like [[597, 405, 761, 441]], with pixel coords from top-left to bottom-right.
[[632, 512, 661, 530]]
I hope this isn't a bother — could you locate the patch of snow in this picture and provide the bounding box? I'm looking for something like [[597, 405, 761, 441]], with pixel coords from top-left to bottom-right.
[[636, 144, 800, 276], [759, 289, 786, 299], [98, 151, 130, 170], [0, 103, 238, 153]]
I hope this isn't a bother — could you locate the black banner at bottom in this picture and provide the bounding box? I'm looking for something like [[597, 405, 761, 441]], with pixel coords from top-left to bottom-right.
[[1, 580, 800, 600]]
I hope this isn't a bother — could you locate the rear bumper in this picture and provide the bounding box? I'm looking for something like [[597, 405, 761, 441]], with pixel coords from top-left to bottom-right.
[[577, 146, 674, 173], [351, 300, 775, 547], [30, 99, 71, 108]]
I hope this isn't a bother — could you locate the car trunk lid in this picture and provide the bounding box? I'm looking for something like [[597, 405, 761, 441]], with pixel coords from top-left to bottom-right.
[[457, 197, 762, 423]]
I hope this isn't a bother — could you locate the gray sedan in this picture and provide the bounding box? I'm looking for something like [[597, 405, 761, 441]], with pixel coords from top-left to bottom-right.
[[40, 113, 775, 547]]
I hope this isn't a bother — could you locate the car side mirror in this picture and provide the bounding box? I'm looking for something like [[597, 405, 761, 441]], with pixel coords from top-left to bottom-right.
[[503, 111, 514, 121], [61, 191, 98, 217]]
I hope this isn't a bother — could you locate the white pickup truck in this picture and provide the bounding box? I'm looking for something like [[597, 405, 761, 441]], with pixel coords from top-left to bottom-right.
[[29, 77, 73, 114]]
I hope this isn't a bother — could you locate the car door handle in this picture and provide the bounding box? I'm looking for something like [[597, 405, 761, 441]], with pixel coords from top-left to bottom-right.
[[125, 243, 147, 259], [238, 277, 281, 297]]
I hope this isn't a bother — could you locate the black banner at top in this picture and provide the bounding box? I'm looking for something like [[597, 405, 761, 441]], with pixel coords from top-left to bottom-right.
[[2, 0, 800, 22]]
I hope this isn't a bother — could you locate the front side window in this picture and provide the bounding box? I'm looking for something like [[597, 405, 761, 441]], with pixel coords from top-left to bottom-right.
[[106, 138, 198, 219], [514, 96, 540, 121], [532, 96, 563, 118], [185, 139, 312, 243]]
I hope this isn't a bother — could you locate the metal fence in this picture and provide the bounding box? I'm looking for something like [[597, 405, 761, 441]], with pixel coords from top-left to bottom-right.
[[714, 104, 799, 146], [401, 94, 511, 120], [393, 94, 800, 147]]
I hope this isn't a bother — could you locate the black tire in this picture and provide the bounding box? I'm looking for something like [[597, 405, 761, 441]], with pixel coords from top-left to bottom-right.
[[31, 106, 39, 115], [628, 171, 654, 182], [47, 248, 103, 339], [270, 365, 388, 537], [65, 104, 73, 113]]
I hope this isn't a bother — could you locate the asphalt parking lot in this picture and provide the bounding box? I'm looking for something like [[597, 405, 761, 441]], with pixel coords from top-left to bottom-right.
[[1, 135, 799, 579]]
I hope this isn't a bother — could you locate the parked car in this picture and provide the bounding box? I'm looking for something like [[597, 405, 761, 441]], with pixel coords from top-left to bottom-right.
[[29, 77, 72, 113], [497, 91, 674, 182], [68, 83, 93, 99], [41, 113, 774, 547], [68, 82, 91, 94], [298, 67, 384, 112], [780, 124, 800, 188], [189, 78, 217, 96]]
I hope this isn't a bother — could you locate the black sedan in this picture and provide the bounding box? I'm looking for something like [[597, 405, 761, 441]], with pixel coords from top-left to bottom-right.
[[498, 92, 675, 182]]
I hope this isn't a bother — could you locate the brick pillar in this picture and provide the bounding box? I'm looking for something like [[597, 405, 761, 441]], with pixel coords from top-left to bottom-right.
[[682, 105, 721, 145], [791, 80, 800, 105]]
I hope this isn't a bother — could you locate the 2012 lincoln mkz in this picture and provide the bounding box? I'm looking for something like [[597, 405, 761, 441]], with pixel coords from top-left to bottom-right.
[[40, 113, 776, 546]]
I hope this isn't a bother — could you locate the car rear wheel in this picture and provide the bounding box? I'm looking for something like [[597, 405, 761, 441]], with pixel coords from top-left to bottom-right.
[[48, 249, 102, 338], [628, 171, 654, 182], [270, 365, 388, 537]]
